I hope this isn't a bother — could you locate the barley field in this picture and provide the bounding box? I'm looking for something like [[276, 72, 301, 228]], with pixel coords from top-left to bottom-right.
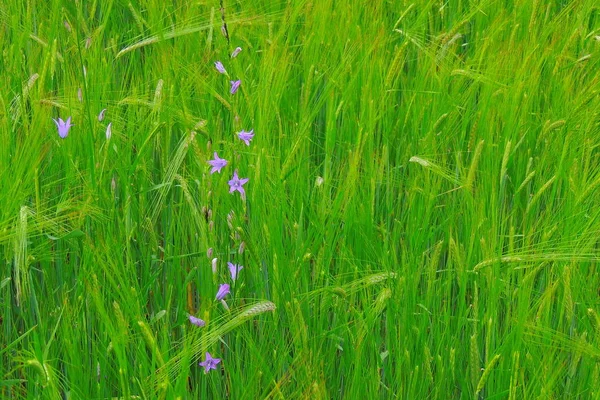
[[1, 1, 600, 399]]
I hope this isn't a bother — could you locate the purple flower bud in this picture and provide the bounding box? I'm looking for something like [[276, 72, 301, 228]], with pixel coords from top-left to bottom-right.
[[98, 108, 107, 121], [214, 61, 227, 74], [230, 80, 241, 94], [220, 299, 230, 310], [211, 258, 218, 274], [231, 47, 242, 58], [207, 248, 213, 258], [188, 315, 206, 327], [106, 122, 112, 140], [238, 241, 245, 254]]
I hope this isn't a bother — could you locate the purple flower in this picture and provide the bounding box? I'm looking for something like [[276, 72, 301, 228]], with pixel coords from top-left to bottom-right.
[[227, 262, 244, 281], [237, 129, 254, 146], [207, 152, 228, 174], [215, 283, 230, 300], [53, 117, 73, 138], [231, 47, 242, 58], [230, 80, 241, 94], [189, 315, 206, 327], [215, 61, 227, 74], [228, 170, 249, 198], [199, 352, 221, 373]]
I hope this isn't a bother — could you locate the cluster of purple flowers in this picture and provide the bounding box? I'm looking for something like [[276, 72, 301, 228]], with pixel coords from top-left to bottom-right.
[[207, 56, 255, 200], [187, 259, 244, 374], [213, 61, 242, 95], [51, 46, 251, 378], [186, 49, 254, 375]]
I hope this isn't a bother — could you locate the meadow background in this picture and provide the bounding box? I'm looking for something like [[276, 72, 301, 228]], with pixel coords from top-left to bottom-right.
[[1, 0, 600, 398]]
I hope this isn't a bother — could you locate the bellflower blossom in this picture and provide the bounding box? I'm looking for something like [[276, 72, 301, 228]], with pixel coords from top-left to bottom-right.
[[227, 262, 244, 281], [237, 129, 254, 146], [228, 170, 249, 198], [215, 283, 230, 300], [199, 352, 221, 373], [207, 152, 228, 174], [53, 117, 73, 138]]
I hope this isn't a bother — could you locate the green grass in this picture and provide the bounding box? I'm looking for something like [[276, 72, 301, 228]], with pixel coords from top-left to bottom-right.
[[1, 0, 600, 398]]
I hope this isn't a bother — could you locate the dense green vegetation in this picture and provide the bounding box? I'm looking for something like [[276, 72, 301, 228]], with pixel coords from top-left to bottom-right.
[[1, 0, 600, 398]]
